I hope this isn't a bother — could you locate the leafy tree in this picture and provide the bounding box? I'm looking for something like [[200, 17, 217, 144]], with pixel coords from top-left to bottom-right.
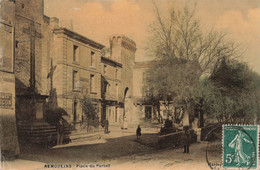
[[81, 96, 99, 129], [145, 4, 240, 122], [201, 58, 260, 124], [81, 96, 98, 120]]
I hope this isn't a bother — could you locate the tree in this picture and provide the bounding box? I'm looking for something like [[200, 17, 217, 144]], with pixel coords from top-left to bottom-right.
[[81, 96, 98, 120], [201, 58, 260, 124], [145, 4, 240, 122]]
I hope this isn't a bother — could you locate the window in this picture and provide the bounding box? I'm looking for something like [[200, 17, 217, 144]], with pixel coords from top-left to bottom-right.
[[93, 103, 98, 113], [15, 41, 19, 48], [73, 101, 77, 122], [90, 74, 96, 93], [115, 69, 118, 79], [91, 51, 95, 66], [103, 65, 107, 75], [73, 45, 79, 62], [106, 84, 110, 95], [72, 70, 78, 90], [116, 83, 118, 98], [115, 107, 118, 122], [142, 72, 147, 83]]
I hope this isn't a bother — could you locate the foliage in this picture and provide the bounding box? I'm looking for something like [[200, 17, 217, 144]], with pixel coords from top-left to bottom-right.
[[146, 4, 240, 73], [45, 106, 71, 132], [200, 58, 260, 124], [210, 58, 257, 93], [81, 96, 98, 120], [145, 4, 240, 122]]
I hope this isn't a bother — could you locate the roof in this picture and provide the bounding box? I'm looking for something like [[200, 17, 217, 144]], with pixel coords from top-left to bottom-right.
[[53, 28, 105, 49], [101, 56, 122, 68]]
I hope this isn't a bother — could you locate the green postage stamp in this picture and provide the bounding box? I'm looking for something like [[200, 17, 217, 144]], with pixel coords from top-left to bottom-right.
[[223, 125, 258, 169]]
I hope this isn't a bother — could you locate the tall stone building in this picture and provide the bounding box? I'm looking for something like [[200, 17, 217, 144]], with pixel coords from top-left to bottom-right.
[[0, 0, 20, 159], [14, 0, 46, 95], [11, 0, 59, 145], [109, 35, 137, 124], [1, 0, 139, 145]]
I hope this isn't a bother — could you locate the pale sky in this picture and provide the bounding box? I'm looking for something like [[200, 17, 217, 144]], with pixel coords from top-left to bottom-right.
[[44, 0, 260, 74]]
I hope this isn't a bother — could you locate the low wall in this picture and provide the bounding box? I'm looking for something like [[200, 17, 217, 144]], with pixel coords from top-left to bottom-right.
[[201, 124, 220, 141], [158, 130, 197, 149]]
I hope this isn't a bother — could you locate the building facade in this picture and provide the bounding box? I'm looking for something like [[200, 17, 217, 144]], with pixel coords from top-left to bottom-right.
[[14, 0, 46, 96], [109, 35, 137, 124], [0, 0, 20, 159], [133, 61, 161, 122], [48, 24, 104, 128], [1, 0, 138, 139], [101, 56, 123, 125], [133, 60, 193, 127]]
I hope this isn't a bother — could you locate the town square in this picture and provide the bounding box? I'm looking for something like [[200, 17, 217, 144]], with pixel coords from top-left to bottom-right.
[[1, 0, 260, 169]]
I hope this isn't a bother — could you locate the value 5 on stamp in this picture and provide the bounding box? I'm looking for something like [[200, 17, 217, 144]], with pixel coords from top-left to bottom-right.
[[223, 125, 258, 169]]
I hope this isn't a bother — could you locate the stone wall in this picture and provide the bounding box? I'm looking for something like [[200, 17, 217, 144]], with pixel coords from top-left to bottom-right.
[[14, 0, 45, 95], [0, 0, 20, 160]]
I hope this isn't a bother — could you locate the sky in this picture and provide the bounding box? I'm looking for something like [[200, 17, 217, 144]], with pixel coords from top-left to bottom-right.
[[44, 0, 260, 74]]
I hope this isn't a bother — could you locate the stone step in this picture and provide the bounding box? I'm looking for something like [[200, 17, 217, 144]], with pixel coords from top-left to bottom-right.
[[70, 132, 102, 141]]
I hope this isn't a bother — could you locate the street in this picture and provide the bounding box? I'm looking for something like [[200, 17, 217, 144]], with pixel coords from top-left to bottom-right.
[[2, 124, 222, 170]]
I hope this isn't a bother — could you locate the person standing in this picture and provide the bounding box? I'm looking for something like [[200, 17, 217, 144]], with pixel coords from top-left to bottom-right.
[[136, 125, 141, 139], [182, 128, 191, 153], [57, 119, 64, 145]]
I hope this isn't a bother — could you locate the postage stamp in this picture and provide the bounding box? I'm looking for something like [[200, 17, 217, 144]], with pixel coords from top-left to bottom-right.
[[223, 125, 258, 169]]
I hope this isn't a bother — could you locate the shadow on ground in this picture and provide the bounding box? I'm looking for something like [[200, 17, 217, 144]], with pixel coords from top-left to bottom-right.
[[19, 133, 160, 164]]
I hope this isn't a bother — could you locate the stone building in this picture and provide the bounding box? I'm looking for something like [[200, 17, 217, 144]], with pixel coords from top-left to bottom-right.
[[108, 35, 137, 124], [1, 0, 138, 139], [13, 0, 50, 124], [0, 0, 20, 159], [101, 56, 123, 125], [11, 0, 58, 144], [46, 20, 104, 128], [14, 0, 46, 95], [133, 60, 195, 127], [133, 60, 161, 122]]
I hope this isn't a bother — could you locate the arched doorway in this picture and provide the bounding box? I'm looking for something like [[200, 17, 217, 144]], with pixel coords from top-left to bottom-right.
[[123, 87, 132, 123]]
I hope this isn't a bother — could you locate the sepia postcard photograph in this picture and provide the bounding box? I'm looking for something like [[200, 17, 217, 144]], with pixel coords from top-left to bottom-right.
[[0, 0, 260, 169]]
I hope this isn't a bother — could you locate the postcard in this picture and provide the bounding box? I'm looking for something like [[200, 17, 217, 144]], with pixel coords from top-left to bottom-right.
[[1, 0, 260, 169]]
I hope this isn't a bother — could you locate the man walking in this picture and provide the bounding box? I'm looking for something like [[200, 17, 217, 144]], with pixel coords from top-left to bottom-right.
[[182, 128, 191, 153]]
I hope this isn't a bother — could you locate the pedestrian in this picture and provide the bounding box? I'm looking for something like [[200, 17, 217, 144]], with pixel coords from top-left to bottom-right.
[[182, 128, 191, 153], [56, 118, 64, 145], [136, 125, 141, 139]]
